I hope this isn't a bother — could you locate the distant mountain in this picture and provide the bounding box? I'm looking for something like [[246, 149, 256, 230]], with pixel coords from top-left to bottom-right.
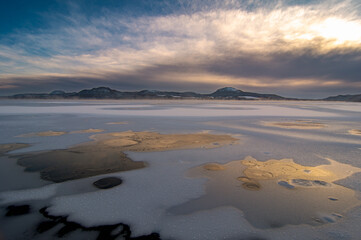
[[8, 86, 360, 102], [323, 94, 361, 102], [10, 86, 287, 100], [209, 87, 286, 100], [10, 87, 203, 100], [78, 87, 122, 98], [50, 90, 66, 95]]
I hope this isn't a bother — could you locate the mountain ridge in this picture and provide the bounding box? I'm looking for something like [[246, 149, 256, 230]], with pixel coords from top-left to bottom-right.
[[7, 86, 361, 102], [323, 94, 361, 102]]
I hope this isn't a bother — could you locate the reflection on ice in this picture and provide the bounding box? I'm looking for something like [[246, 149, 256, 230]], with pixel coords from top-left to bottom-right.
[[206, 121, 361, 145], [170, 156, 361, 228], [349, 129, 361, 136], [261, 120, 326, 129]]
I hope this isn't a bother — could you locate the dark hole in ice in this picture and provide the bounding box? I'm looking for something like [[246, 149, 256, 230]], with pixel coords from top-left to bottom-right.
[[93, 177, 123, 189], [277, 181, 295, 189], [291, 179, 331, 187], [36, 220, 59, 233], [37, 207, 162, 239], [322, 216, 335, 223], [56, 223, 81, 237], [292, 179, 313, 187], [332, 213, 343, 219], [242, 182, 261, 191], [5, 205, 30, 217], [313, 180, 330, 186]]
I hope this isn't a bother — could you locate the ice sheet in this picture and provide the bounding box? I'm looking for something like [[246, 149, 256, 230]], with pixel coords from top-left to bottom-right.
[[0, 100, 360, 240]]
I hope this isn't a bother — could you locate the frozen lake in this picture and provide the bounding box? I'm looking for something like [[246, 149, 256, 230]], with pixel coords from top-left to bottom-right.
[[0, 99, 360, 240]]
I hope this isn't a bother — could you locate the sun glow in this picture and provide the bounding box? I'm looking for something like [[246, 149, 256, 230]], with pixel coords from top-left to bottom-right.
[[310, 17, 361, 44]]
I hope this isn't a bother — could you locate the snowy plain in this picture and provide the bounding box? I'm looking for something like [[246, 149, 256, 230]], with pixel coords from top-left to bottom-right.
[[0, 99, 360, 240]]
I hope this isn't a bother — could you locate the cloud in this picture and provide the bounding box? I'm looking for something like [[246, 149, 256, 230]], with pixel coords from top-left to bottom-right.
[[0, 0, 361, 97]]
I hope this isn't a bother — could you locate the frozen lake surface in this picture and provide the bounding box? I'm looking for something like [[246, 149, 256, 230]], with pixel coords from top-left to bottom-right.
[[0, 100, 360, 240]]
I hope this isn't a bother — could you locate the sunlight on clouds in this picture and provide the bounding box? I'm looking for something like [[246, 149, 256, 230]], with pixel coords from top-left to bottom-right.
[[153, 72, 351, 89], [55, 4, 361, 69], [310, 18, 361, 44]]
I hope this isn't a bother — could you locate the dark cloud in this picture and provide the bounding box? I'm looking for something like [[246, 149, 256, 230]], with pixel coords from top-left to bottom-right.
[[204, 47, 361, 82]]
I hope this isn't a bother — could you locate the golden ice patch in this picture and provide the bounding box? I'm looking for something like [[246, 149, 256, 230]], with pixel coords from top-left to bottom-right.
[[261, 120, 325, 129], [348, 129, 361, 136], [171, 156, 361, 228]]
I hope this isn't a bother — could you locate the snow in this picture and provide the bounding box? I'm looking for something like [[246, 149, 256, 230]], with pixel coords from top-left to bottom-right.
[[219, 87, 239, 92]]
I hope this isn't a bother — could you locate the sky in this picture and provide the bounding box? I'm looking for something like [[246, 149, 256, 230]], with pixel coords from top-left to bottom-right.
[[0, 0, 360, 98]]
